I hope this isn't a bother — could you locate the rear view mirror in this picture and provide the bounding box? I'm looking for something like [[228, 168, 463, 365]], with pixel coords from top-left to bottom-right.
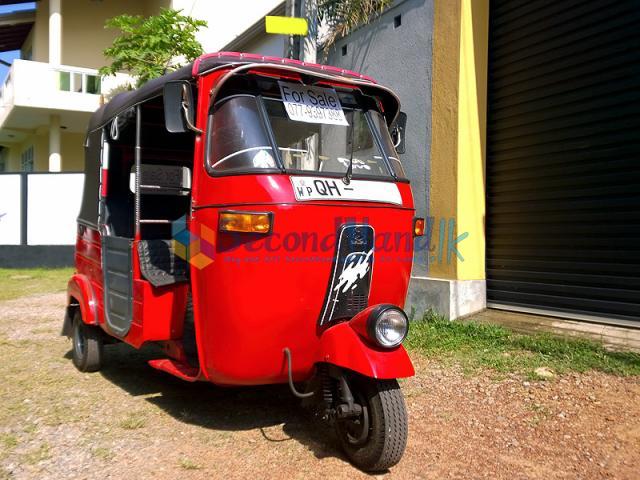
[[163, 80, 201, 133], [391, 111, 407, 154]]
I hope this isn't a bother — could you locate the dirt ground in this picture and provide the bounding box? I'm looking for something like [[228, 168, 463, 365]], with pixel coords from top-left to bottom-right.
[[0, 293, 639, 480]]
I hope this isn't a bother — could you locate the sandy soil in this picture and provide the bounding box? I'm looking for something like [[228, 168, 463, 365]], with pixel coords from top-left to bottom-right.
[[0, 293, 638, 479]]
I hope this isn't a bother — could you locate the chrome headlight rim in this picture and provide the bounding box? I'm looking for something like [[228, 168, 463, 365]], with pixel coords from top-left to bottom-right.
[[366, 305, 409, 349]]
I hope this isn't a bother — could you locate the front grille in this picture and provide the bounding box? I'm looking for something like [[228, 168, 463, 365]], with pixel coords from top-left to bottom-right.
[[345, 291, 368, 316]]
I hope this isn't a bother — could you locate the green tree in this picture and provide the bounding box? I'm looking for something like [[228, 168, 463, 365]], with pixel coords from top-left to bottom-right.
[[99, 8, 207, 87], [318, 0, 392, 51]]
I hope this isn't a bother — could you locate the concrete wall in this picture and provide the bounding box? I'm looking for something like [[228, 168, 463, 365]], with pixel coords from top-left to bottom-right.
[[326, 0, 433, 275]]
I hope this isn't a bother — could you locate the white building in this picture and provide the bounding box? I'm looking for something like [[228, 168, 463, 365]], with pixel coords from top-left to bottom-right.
[[0, 0, 282, 173]]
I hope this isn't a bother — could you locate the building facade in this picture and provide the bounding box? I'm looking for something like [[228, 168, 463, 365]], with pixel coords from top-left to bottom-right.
[[229, 0, 640, 326], [0, 0, 282, 173]]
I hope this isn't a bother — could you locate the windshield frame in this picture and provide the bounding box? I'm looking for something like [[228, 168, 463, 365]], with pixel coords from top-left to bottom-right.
[[206, 90, 407, 183]]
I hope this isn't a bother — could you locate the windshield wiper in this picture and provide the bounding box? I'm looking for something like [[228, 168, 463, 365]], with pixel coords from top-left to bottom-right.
[[343, 114, 355, 185]]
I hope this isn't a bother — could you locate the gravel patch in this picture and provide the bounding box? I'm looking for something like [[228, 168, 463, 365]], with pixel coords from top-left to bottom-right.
[[0, 294, 638, 479]]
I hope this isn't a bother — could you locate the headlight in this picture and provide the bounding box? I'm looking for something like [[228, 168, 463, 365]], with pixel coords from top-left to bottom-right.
[[368, 306, 408, 348]]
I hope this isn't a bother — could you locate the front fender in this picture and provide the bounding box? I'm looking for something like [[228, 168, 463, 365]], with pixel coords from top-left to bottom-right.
[[317, 322, 415, 379], [66, 274, 99, 328]]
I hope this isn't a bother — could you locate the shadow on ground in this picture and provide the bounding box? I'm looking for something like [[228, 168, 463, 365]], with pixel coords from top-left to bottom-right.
[[83, 342, 346, 464]]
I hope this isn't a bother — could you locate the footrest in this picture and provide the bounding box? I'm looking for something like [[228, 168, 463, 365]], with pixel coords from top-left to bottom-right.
[[148, 359, 201, 382]]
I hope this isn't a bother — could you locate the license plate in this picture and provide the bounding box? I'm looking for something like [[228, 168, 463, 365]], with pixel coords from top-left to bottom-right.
[[290, 176, 402, 205]]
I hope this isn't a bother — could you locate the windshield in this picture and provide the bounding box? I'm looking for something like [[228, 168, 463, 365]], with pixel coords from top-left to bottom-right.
[[263, 98, 389, 177], [207, 92, 404, 180]]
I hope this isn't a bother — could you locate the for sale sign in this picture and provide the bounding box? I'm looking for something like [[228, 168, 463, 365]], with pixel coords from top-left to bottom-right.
[[278, 81, 348, 126]]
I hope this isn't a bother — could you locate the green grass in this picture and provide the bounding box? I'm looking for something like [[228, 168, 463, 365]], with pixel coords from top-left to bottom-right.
[[406, 310, 640, 377], [179, 458, 203, 470], [118, 412, 146, 430], [0, 268, 74, 301]]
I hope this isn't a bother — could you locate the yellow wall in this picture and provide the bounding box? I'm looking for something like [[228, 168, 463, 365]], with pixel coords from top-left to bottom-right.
[[429, 0, 489, 281], [61, 132, 85, 171], [3, 131, 84, 172], [31, 0, 150, 67], [31, 0, 48, 62], [62, 0, 147, 69]]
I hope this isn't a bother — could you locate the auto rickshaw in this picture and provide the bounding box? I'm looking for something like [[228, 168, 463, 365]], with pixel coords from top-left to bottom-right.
[[63, 52, 422, 472]]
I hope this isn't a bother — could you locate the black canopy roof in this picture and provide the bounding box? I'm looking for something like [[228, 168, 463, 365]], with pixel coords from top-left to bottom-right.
[[88, 52, 398, 133]]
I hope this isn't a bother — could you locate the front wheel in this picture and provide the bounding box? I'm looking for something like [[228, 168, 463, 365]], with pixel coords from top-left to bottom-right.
[[335, 377, 408, 472]]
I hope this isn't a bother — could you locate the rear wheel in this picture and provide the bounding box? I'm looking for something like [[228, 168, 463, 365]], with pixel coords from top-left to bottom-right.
[[71, 310, 103, 372], [335, 377, 408, 472]]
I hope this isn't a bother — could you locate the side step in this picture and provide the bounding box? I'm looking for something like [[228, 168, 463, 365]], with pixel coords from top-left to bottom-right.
[[148, 359, 201, 382]]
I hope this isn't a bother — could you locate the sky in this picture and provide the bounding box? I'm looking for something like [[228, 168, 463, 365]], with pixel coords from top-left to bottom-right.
[[0, 2, 36, 83]]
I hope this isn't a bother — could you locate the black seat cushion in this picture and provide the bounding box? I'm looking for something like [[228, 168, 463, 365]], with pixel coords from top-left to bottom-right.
[[137, 240, 188, 287]]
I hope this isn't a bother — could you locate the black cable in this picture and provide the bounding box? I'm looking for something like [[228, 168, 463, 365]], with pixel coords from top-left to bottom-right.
[[283, 348, 315, 398]]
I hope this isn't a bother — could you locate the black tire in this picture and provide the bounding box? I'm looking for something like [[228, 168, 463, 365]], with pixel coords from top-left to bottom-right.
[[335, 377, 408, 472], [71, 310, 103, 372], [182, 292, 199, 367]]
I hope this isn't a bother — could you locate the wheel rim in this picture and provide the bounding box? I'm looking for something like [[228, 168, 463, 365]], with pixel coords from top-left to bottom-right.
[[339, 389, 370, 446], [74, 322, 85, 357]]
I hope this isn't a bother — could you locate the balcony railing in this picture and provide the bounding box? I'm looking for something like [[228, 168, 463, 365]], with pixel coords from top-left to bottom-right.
[[0, 60, 132, 113]]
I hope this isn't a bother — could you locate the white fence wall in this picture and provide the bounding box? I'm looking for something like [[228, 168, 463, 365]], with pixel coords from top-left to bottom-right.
[[0, 175, 22, 245], [27, 174, 84, 245], [0, 173, 84, 246]]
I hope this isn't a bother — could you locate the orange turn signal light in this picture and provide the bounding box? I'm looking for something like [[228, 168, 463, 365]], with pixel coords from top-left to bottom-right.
[[413, 217, 425, 237], [219, 211, 273, 234]]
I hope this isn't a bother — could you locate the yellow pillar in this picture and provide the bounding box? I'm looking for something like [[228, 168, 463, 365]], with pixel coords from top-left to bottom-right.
[[411, 0, 488, 319], [429, 0, 461, 279], [456, 0, 488, 281]]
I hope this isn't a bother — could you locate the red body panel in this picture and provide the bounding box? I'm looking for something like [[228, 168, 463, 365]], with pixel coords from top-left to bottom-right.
[[69, 61, 417, 386], [190, 188, 414, 385], [71, 225, 104, 326]]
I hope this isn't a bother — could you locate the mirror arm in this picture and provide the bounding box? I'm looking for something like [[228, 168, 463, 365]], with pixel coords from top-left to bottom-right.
[[181, 101, 203, 134]]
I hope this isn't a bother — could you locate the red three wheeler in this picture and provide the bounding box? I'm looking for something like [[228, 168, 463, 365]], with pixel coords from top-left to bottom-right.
[[63, 52, 422, 471]]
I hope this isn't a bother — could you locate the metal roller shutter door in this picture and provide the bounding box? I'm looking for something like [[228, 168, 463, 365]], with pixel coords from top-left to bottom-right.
[[486, 0, 640, 325]]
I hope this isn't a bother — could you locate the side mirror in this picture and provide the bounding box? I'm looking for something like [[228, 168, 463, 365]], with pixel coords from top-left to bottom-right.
[[391, 111, 407, 154], [163, 80, 201, 133]]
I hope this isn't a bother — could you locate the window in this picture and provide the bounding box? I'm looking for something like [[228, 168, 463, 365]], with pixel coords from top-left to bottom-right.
[[263, 98, 391, 178], [394, 15, 402, 28], [58, 71, 101, 94], [86, 75, 101, 94], [21, 146, 34, 172], [207, 96, 277, 174], [341, 44, 348, 56]]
